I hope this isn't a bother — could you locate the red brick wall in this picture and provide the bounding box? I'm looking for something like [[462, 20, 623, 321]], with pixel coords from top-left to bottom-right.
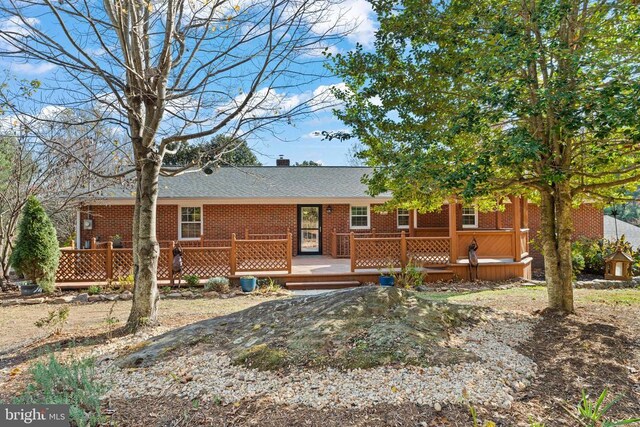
[[79, 201, 603, 266], [80, 205, 177, 247], [417, 206, 448, 228], [202, 204, 297, 252], [81, 203, 411, 255], [416, 205, 498, 230], [322, 204, 412, 255]]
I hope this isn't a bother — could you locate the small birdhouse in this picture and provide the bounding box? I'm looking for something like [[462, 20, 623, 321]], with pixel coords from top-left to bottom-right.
[[604, 249, 634, 280]]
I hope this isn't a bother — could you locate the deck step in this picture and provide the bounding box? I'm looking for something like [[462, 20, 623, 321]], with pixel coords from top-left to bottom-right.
[[286, 280, 361, 290]]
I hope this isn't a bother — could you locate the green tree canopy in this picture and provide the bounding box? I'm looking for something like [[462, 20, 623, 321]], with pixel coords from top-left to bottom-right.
[[294, 160, 322, 166], [10, 196, 60, 293], [331, 0, 640, 312], [163, 136, 261, 167]]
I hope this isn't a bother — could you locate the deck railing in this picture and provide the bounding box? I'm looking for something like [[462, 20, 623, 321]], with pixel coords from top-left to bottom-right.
[[330, 229, 402, 258], [349, 228, 530, 271], [349, 231, 451, 272], [56, 233, 292, 282]]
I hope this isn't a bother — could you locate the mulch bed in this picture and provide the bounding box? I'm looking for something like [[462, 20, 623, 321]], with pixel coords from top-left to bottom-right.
[[510, 307, 640, 426], [106, 397, 482, 427]]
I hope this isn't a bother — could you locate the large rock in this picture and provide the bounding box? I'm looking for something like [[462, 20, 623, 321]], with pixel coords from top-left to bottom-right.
[[118, 287, 485, 371], [74, 293, 89, 303]]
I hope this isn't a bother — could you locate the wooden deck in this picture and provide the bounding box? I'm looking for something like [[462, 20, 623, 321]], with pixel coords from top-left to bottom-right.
[[55, 255, 531, 289]]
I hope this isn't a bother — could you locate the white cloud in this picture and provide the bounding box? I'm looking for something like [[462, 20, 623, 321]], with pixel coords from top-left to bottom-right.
[[0, 16, 39, 52], [0, 16, 39, 37], [307, 0, 378, 48], [217, 82, 346, 120], [311, 82, 348, 110], [10, 62, 57, 75]]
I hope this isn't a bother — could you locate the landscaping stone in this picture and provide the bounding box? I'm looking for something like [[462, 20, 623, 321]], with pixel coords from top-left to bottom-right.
[[203, 291, 220, 299], [167, 292, 182, 298], [104, 294, 119, 301], [180, 291, 194, 298], [74, 293, 89, 303], [23, 297, 45, 305], [416, 285, 429, 292], [1, 299, 19, 306], [574, 278, 639, 289], [88, 295, 103, 302], [120, 291, 133, 300], [51, 296, 74, 304]]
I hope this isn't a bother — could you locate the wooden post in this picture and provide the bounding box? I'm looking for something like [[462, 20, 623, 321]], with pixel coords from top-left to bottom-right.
[[245, 227, 249, 240], [91, 237, 96, 249], [400, 231, 407, 267], [169, 241, 175, 286], [287, 232, 293, 274], [230, 233, 237, 275], [448, 201, 458, 264], [409, 210, 415, 237], [521, 196, 529, 229], [350, 232, 356, 272], [200, 235, 204, 247], [512, 196, 522, 262], [496, 210, 503, 230], [331, 229, 337, 258], [105, 241, 113, 280]]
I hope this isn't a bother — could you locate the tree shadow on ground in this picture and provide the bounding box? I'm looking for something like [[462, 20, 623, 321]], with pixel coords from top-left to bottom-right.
[[516, 310, 639, 425], [0, 326, 130, 370]]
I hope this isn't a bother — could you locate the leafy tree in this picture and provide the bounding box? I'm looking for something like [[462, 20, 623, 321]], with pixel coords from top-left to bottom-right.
[[10, 196, 60, 293], [604, 189, 640, 225], [163, 136, 261, 167], [331, 0, 640, 313], [294, 160, 322, 166]]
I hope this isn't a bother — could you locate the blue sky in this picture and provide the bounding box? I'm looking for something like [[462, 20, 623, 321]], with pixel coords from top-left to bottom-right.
[[1, 0, 379, 166]]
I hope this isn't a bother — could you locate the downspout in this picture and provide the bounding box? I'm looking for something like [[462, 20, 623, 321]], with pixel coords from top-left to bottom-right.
[[76, 208, 81, 250]]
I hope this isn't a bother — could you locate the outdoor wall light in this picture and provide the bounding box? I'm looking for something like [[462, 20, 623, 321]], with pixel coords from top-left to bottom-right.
[[326, 205, 333, 214]]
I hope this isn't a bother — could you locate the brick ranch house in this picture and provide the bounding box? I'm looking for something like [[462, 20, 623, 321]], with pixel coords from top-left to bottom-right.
[[62, 159, 604, 285]]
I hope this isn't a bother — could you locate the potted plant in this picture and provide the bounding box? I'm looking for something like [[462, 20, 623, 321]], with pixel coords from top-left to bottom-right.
[[379, 273, 395, 287], [379, 263, 396, 287], [239, 276, 257, 292], [19, 281, 42, 296], [111, 234, 123, 248]]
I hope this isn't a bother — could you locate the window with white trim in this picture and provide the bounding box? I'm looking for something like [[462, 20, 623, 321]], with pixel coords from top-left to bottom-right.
[[180, 207, 202, 239], [350, 205, 370, 229], [397, 209, 409, 229], [462, 206, 478, 228]]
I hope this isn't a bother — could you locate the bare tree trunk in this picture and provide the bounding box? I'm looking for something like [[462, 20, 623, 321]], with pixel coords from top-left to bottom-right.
[[126, 152, 161, 331], [539, 186, 575, 313]]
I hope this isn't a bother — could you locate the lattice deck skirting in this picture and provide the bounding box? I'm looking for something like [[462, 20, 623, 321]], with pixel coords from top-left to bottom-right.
[[55, 235, 292, 282]]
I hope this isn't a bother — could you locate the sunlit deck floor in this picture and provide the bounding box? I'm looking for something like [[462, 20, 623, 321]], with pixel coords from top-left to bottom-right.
[[235, 255, 467, 276], [55, 255, 525, 289]]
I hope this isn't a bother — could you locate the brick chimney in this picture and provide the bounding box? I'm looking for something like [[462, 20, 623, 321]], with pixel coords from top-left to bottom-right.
[[276, 155, 290, 167]]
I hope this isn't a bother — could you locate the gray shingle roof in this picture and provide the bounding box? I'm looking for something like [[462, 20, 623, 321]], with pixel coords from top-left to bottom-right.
[[97, 167, 390, 200], [604, 215, 640, 248]]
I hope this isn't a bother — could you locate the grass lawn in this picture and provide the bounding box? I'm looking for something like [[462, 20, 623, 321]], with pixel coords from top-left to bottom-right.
[[417, 285, 640, 309], [0, 295, 279, 354]]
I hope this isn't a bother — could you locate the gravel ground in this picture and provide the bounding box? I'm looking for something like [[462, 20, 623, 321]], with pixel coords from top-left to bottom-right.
[[96, 311, 537, 410]]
